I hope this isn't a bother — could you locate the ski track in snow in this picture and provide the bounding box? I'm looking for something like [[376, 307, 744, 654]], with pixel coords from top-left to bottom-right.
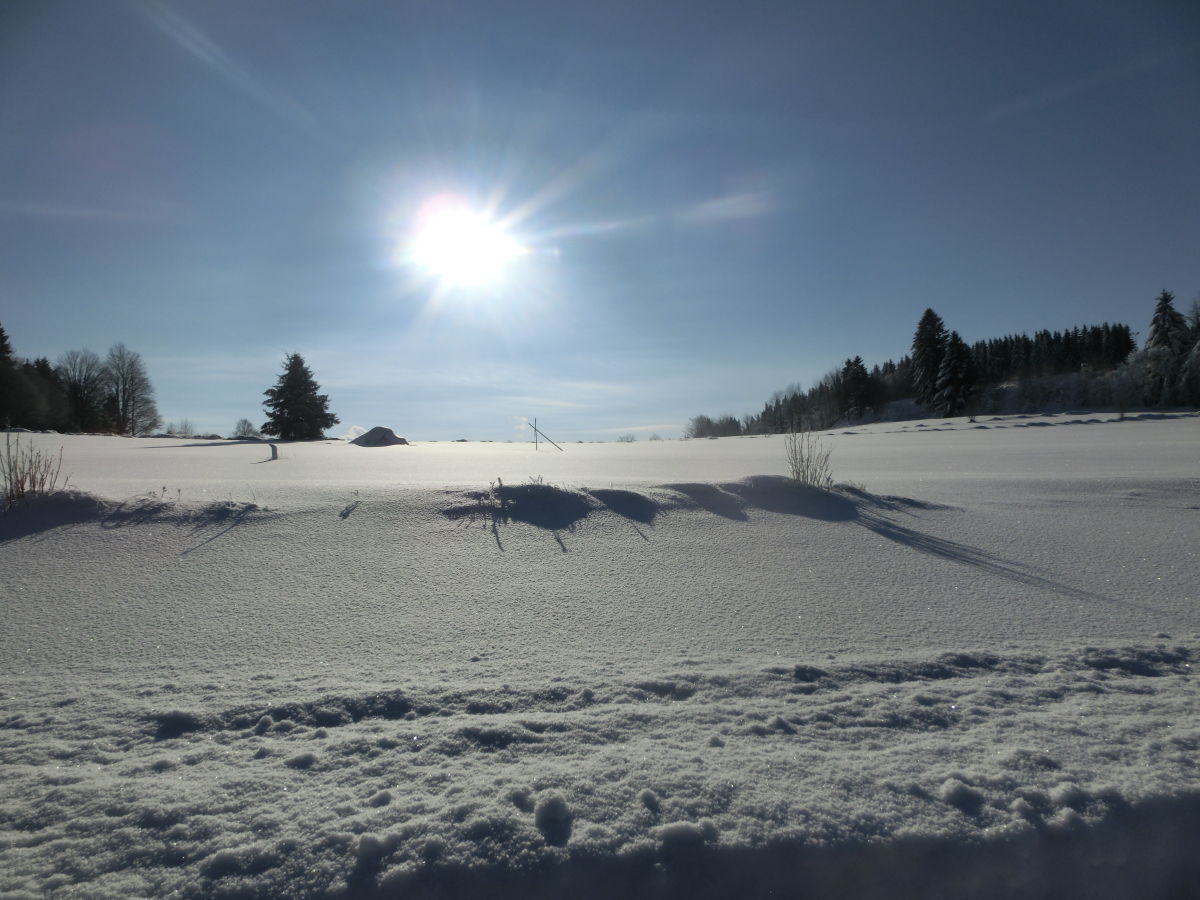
[[2, 413, 1199, 898]]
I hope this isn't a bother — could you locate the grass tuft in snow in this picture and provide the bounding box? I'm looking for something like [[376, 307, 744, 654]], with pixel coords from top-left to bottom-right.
[[783, 426, 833, 488], [1, 433, 67, 512]]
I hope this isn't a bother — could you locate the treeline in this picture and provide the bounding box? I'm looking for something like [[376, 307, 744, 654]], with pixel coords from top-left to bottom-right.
[[0, 322, 161, 435], [688, 291, 1199, 437]]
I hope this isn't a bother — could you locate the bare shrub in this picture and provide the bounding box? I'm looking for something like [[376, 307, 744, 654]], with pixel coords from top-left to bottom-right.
[[2, 433, 68, 512], [232, 418, 261, 439], [783, 427, 832, 488]]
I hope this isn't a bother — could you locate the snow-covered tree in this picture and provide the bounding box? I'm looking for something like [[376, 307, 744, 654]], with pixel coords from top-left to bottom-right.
[[262, 353, 339, 441], [911, 309, 948, 408], [1145, 290, 1189, 356], [1179, 338, 1200, 407], [1143, 290, 1190, 406]]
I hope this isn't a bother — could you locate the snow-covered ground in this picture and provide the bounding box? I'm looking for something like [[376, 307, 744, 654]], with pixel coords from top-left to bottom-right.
[[3, 412, 1199, 899]]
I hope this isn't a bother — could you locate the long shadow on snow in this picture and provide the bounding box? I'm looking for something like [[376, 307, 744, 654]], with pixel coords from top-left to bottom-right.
[[586, 488, 658, 524], [496, 483, 595, 531], [659, 483, 749, 520], [851, 507, 1121, 606], [438, 476, 1118, 606], [0, 490, 109, 543], [0, 490, 266, 554], [720, 475, 857, 521], [667, 476, 1115, 607]]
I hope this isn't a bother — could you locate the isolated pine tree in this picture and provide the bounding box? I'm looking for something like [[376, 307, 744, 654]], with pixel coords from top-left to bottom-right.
[[911, 308, 948, 408], [261, 353, 339, 440], [933, 331, 976, 417]]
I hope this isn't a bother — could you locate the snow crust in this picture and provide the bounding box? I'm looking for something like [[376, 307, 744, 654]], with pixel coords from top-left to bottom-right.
[[2, 412, 1198, 898]]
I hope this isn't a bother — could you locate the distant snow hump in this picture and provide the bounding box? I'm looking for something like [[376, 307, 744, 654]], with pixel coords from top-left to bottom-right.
[[349, 426, 409, 447]]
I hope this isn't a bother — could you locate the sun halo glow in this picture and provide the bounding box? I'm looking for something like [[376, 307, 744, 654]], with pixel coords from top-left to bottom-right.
[[405, 196, 526, 287]]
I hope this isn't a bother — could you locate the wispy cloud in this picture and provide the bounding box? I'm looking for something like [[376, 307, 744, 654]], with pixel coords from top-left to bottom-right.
[[983, 44, 1196, 123], [137, 1, 314, 128], [675, 190, 774, 226]]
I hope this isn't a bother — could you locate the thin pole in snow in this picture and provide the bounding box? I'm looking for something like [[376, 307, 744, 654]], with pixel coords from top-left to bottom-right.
[[528, 419, 564, 451]]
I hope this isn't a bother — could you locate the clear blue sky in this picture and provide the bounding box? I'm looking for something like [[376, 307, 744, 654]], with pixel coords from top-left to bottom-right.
[[2, 1, 1197, 439]]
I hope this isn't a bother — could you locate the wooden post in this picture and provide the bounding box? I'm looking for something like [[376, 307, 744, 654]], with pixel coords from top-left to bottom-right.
[[269, 443, 278, 461]]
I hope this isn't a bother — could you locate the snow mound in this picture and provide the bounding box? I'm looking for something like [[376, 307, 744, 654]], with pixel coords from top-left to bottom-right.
[[350, 426, 409, 447]]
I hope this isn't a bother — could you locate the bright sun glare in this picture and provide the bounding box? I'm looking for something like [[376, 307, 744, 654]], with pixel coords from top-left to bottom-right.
[[405, 195, 526, 287]]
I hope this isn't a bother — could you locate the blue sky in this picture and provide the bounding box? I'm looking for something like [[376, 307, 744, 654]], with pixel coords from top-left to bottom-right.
[[2, 1, 1197, 439]]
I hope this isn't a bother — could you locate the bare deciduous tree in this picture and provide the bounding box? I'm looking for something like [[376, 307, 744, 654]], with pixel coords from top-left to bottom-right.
[[56, 348, 107, 432], [232, 418, 260, 438], [104, 343, 161, 436]]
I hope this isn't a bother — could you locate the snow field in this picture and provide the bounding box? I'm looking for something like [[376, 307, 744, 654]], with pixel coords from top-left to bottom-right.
[[1, 413, 1198, 898]]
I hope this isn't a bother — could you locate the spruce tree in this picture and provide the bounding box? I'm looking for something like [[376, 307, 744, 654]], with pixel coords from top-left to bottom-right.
[[1145, 290, 1189, 355], [1143, 290, 1190, 406], [911, 309, 948, 407], [839, 356, 872, 418], [261, 353, 339, 440], [933, 331, 976, 417]]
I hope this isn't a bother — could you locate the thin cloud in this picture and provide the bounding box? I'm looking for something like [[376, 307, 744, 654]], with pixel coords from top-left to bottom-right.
[[676, 190, 774, 226], [137, 1, 315, 128], [984, 44, 1196, 123]]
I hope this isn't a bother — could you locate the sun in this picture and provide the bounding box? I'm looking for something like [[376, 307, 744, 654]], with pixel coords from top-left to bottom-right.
[[403, 194, 527, 287]]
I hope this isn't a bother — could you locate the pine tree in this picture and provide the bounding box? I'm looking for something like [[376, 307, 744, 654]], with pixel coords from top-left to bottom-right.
[[839, 356, 872, 419], [261, 353, 339, 440], [1146, 290, 1189, 355], [911, 309, 948, 407], [933, 331, 976, 417], [1143, 290, 1190, 406]]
